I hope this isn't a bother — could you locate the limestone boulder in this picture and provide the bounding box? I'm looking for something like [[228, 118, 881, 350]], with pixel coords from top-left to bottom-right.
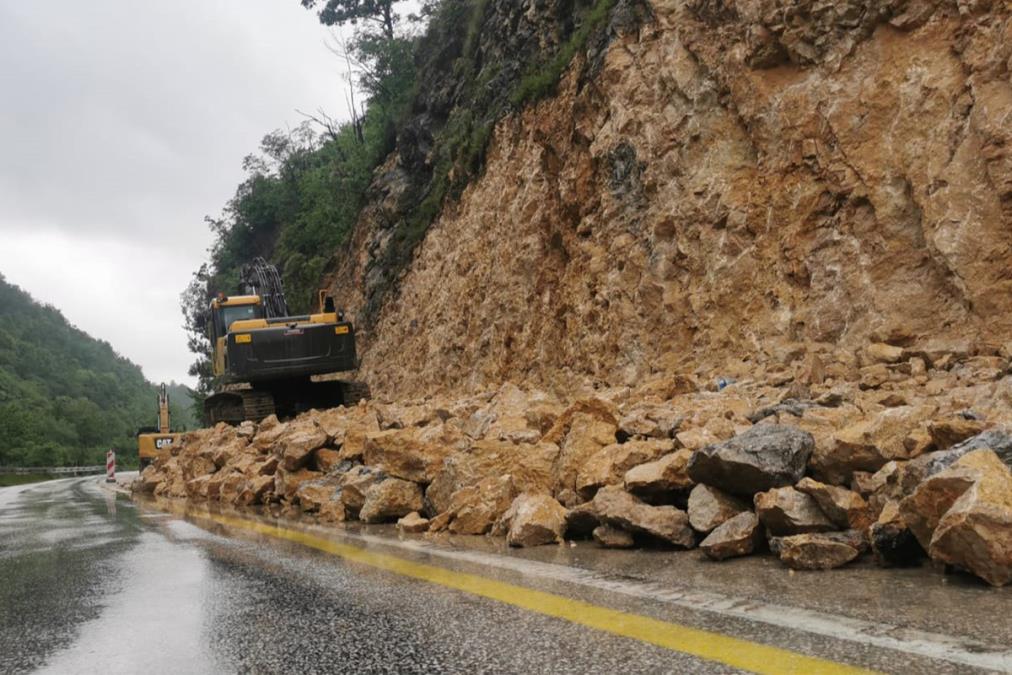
[[296, 475, 344, 513], [687, 484, 749, 534], [796, 477, 873, 530], [499, 493, 568, 547], [397, 512, 430, 534], [247, 455, 279, 479], [923, 450, 1012, 586], [252, 416, 288, 453], [236, 475, 274, 506], [218, 472, 247, 504], [576, 439, 674, 499], [425, 440, 559, 515], [359, 478, 425, 523], [276, 419, 329, 471], [313, 448, 345, 474], [181, 455, 217, 482], [339, 465, 387, 515], [133, 465, 166, 494], [899, 463, 980, 550], [542, 398, 619, 494], [687, 425, 814, 496], [754, 487, 834, 536], [274, 468, 322, 503], [902, 428, 1012, 492], [312, 406, 378, 443], [617, 403, 683, 440], [699, 511, 762, 561], [777, 533, 861, 570], [439, 475, 517, 535], [593, 524, 635, 548], [928, 417, 988, 450], [814, 406, 933, 484], [186, 474, 212, 500], [363, 424, 464, 483], [590, 485, 694, 547], [624, 448, 695, 497]]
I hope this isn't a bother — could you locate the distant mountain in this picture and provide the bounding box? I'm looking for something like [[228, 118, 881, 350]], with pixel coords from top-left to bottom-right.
[[0, 273, 183, 467]]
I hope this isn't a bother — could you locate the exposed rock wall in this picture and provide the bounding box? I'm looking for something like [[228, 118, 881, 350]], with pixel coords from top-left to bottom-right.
[[327, 0, 1012, 399]]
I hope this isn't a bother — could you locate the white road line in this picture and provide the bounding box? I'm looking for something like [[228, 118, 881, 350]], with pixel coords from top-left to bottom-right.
[[329, 528, 1012, 673]]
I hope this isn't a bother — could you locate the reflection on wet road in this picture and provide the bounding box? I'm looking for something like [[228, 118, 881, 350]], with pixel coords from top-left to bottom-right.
[[1, 478, 1010, 674]]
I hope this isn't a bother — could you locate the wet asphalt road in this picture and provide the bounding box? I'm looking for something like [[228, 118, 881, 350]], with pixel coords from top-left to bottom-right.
[[1, 477, 1010, 674]]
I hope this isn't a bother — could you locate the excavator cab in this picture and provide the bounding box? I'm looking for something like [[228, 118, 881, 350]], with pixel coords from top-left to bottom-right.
[[208, 295, 264, 378]]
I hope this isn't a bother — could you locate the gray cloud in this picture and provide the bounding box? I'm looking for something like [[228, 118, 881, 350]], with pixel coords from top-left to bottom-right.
[[0, 0, 355, 383]]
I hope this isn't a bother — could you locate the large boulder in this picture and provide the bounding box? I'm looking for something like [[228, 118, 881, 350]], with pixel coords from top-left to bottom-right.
[[436, 475, 517, 535], [899, 463, 980, 550], [339, 465, 387, 515], [902, 428, 1012, 492], [498, 493, 568, 547], [313, 448, 345, 473], [687, 484, 749, 534], [425, 441, 559, 515], [236, 475, 274, 506], [813, 407, 933, 484], [623, 448, 695, 497], [576, 439, 674, 499], [921, 450, 1012, 586], [687, 425, 814, 496], [543, 398, 619, 494], [928, 417, 988, 450], [363, 424, 464, 483], [252, 415, 288, 453], [796, 477, 873, 530], [699, 511, 762, 561], [274, 468, 322, 503], [359, 478, 425, 523], [617, 403, 683, 440], [275, 418, 329, 471], [296, 474, 344, 513], [754, 487, 834, 536], [590, 485, 694, 547]]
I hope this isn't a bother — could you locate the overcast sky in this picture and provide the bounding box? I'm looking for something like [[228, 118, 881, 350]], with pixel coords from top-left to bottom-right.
[[0, 0, 360, 385]]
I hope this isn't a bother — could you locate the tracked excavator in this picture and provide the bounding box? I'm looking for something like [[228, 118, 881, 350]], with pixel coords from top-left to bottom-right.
[[137, 383, 182, 471], [202, 258, 369, 425]]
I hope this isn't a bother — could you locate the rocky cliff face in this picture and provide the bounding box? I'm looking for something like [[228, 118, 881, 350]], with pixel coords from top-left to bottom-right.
[[326, 0, 1012, 399]]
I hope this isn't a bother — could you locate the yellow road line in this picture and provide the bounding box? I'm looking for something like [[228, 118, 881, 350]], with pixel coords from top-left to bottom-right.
[[202, 512, 876, 675]]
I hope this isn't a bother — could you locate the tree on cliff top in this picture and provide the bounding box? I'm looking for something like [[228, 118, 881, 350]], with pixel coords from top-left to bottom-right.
[[300, 0, 424, 39]]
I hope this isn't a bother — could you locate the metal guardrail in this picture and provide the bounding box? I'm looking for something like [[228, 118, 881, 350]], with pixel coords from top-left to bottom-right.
[[0, 465, 107, 476]]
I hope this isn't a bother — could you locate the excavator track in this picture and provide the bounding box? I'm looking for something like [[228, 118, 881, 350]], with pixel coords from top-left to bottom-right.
[[204, 378, 370, 425], [339, 380, 371, 406]]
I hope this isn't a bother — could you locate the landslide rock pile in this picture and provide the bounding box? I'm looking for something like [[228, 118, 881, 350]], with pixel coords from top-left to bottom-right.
[[136, 341, 1012, 586]]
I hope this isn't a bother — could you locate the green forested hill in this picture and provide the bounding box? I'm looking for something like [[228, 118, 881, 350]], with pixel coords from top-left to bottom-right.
[[0, 273, 178, 467]]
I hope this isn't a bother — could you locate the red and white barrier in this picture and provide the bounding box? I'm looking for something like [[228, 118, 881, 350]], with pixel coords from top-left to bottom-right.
[[106, 450, 116, 483]]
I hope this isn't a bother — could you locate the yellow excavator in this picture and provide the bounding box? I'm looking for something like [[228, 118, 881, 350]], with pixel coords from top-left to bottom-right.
[[136, 383, 182, 471], [201, 258, 368, 425]]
